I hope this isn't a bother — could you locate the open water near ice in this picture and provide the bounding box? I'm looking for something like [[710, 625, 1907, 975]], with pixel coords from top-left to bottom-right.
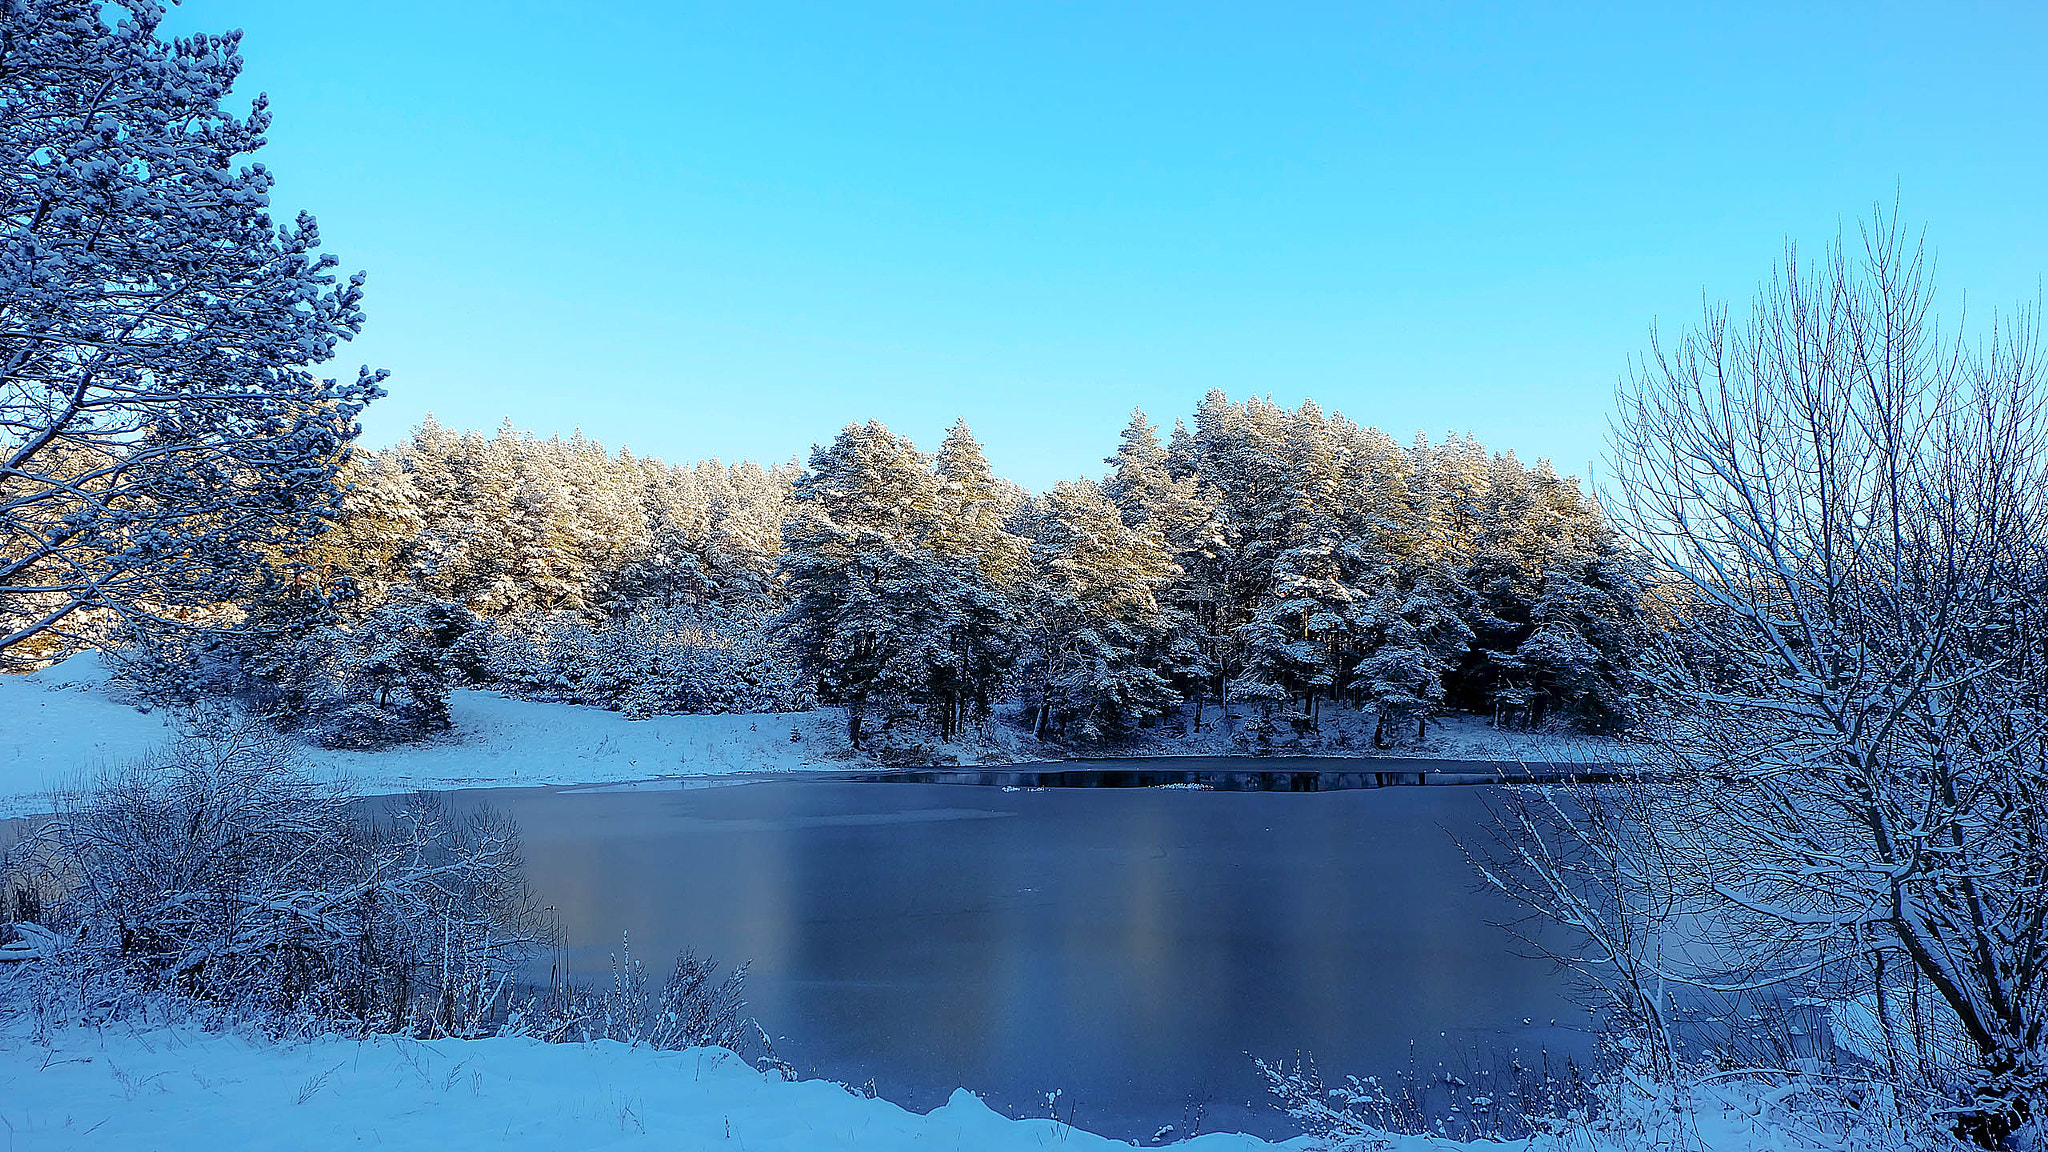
[[434, 767, 1597, 1142]]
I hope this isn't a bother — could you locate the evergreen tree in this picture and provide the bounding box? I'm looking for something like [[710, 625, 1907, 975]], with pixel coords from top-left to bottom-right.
[[777, 423, 946, 747], [297, 453, 422, 604], [1103, 409, 1219, 721], [1022, 481, 1187, 741], [925, 420, 1026, 738], [0, 1, 385, 666], [1353, 561, 1474, 743]]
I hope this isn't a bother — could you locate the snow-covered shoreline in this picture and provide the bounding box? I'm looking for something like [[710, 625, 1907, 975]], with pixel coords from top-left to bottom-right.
[[0, 653, 860, 819], [0, 1009, 1900, 1152], [0, 653, 1633, 819], [0, 1016, 1316, 1151]]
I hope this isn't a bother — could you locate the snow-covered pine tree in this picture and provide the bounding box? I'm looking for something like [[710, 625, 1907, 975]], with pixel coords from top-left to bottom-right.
[[1442, 451, 1644, 728], [0, 1, 385, 667], [389, 416, 468, 598], [777, 422, 949, 747], [698, 459, 792, 602], [1022, 480, 1187, 741], [1232, 404, 1350, 724], [1450, 449, 1545, 723], [1512, 516, 1648, 730], [1103, 409, 1219, 722], [1103, 409, 1215, 542], [1352, 560, 1474, 744], [614, 458, 717, 610], [924, 420, 1026, 739], [930, 419, 1028, 581], [559, 430, 653, 613], [1170, 392, 1300, 723], [294, 451, 423, 605]]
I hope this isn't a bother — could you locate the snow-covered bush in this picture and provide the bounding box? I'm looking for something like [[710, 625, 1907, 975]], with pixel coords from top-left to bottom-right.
[[20, 720, 543, 1035], [481, 606, 810, 717], [649, 949, 753, 1052], [1540, 1052, 1968, 1152], [124, 594, 483, 748], [97, 589, 480, 749], [287, 598, 481, 747], [506, 934, 776, 1068], [1260, 1040, 1971, 1151], [1598, 212, 2048, 1148], [1257, 1045, 1603, 1147]]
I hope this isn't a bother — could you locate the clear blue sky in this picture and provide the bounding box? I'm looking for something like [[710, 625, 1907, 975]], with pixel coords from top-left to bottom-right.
[[161, 1, 2047, 491]]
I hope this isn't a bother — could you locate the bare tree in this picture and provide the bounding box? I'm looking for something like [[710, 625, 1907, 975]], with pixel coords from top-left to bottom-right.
[[1605, 206, 2048, 1146]]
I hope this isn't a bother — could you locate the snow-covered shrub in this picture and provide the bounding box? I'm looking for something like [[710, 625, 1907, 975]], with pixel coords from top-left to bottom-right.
[[1261, 1041, 1971, 1151], [292, 598, 480, 746], [649, 949, 753, 1052], [1531, 1052, 1970, 1152], [104, 592, 481, 749], [506, 936, 768, 1064], [481, 606, 810, 717], [24, 720, 542, 1035], [1257, 1045, 1602, 1147], [181, 594, 479, 748]]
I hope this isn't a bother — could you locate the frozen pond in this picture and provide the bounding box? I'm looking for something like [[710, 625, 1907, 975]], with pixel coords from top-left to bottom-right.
[[439, 769, 1594, 1141]]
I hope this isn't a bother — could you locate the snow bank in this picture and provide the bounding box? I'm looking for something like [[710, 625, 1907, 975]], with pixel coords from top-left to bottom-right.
[[299, 689, 854, 796], [0, 1012, 1925, 1152], [0, 1019, 1309, 1152], [0, 653, 859, 818]]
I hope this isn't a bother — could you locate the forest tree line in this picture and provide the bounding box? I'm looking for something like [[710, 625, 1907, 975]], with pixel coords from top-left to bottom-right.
[[200, 391, 1649, 748]]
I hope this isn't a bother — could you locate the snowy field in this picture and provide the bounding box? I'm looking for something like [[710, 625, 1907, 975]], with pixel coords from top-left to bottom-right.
[[0, 1010, 1894, 1152], [0, 1015, 1297, 1152], [0, 653, 857, 818], [0, 653, 1631, 819]]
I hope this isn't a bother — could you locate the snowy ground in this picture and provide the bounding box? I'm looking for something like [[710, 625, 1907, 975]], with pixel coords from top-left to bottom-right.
[[0, 653, 859, 818], [0, 654, 193, 816], [0, 1006, 1919, 1152], [0, 1016, 1301, 1152], [0, 653, 1634, 818]]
